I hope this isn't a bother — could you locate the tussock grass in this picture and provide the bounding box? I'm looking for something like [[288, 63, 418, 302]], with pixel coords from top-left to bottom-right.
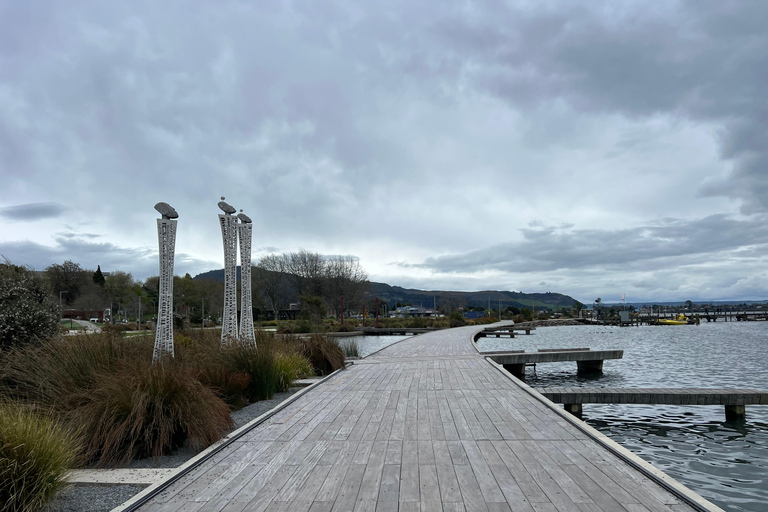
[[74, 362, 232, 464], [295, 334, 345, 376], [274, 352, 313, 392], [0, 332, 151, 412], [0, 400, 79, 512], [0, 329, 316, 466]]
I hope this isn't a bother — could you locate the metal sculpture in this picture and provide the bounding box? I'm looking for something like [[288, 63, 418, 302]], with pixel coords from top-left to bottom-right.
[[218, 197, 239, 344], [153, 202, 178, 363], [237, 210, 256, 345]]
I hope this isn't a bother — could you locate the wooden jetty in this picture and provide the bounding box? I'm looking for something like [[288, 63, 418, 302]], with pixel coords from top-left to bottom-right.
[[118, 323, 722, 512], [475, 326, 536, 339], [536, 387, 768, 421], [486, 349, 624, 379]]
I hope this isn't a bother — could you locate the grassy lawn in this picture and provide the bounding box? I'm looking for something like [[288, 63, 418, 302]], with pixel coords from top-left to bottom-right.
[[60, 319, 84, 330]]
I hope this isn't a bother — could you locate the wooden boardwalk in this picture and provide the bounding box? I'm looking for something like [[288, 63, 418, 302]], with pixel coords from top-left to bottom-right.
[[125, 324, 719, 512]]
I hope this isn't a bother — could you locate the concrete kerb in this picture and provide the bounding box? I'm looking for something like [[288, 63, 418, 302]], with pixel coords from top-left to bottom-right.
[[483, 356, 726, 512], [111, 365, 348, 512]]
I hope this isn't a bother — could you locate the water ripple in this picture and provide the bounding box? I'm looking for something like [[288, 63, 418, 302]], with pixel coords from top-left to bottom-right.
[[480, 322, 768, 511]]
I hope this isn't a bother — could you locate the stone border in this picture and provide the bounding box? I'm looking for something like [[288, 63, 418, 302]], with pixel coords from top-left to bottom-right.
[[483, 356, 726, 512], [111, 366, 347, 512]]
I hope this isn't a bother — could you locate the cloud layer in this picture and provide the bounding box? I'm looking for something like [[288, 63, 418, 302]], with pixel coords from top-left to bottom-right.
[[0, 1, 765, 302]]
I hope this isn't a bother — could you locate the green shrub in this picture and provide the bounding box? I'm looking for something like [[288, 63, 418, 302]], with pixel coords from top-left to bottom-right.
[[448, 311, 466, 327], [0, 400, 79, 512], [73, 362, 232, 464], [294, 321, 312, 334], [0, 260, 60, 349]]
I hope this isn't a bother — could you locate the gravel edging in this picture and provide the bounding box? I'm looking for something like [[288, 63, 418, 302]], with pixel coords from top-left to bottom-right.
[[46, 388, 302, 512]]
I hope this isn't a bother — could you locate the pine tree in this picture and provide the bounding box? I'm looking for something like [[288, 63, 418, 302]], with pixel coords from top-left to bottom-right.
[[93, 265, 105, 287]]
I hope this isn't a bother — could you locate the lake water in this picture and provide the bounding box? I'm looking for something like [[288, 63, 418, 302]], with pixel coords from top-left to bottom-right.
[[477, 322, 768, 512], [335, 334, 411, 357]]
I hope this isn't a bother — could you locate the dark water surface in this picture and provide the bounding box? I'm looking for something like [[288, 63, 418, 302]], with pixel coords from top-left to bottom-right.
[[477, 322, 768, 511]]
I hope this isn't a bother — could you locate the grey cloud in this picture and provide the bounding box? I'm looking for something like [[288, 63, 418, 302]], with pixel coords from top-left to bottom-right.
[[420, 214, 768, 274], [426, 1, 768, 212], [0, 235, 216, 280], [0, 202, 66, 220]]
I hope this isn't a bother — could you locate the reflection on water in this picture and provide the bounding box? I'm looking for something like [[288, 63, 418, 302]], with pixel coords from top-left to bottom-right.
[[479, 322, 768, 511]]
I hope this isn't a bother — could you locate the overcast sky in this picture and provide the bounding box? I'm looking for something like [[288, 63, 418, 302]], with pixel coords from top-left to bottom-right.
[[1, 0, 766, 303]]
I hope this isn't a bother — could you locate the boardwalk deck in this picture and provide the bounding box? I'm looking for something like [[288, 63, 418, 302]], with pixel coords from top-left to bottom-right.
[[121, 324, 721, 512]]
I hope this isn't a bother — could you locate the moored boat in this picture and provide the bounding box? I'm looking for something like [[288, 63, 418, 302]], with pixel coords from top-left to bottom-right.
[[658, 313, 692, 325]]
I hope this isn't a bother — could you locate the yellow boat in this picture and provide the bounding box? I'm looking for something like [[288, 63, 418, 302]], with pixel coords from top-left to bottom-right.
[[658, 313, 690, 325]]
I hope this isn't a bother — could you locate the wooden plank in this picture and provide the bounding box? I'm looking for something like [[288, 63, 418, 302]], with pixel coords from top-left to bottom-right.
[[453, 464, 489, 512], [419, 464, 442, 512], [399, 464, 420, 503], [329, 464, 365, 512], [377, 464, 401, 512]]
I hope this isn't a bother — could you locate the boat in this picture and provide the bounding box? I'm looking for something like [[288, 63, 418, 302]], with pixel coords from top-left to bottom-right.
[[658, 313, 691, 325]]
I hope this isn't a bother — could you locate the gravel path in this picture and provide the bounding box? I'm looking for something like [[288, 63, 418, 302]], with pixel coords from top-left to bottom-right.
[[47, 388, 302, 512]]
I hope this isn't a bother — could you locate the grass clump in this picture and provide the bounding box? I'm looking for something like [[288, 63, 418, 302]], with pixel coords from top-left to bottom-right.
[[297, 334, 345, 375], [73, 362, 232, 464], [341, 339, 359, 358], [274, 352, 313, 392], [0, 400, 79, 512], [219, 341, 279, 402]]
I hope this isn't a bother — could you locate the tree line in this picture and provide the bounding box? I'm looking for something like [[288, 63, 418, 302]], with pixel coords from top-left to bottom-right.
[[40, 249, 369, 323]]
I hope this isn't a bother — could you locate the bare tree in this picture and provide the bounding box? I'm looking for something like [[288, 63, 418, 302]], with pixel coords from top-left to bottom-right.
[[323, 255, 369, 318], [254, 254, 289, 320], [287, 249, 325, 298]]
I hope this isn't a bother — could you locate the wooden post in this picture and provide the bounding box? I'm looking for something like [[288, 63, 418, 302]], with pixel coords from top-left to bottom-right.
[[564, 403, 583, 418], [577, 360, 604, 374], [725, 405, 746, 421]]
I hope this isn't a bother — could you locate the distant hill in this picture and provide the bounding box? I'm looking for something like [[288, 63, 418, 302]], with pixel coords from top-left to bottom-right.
[[194, 268, 579, 311], [367, 282, 578, 311]]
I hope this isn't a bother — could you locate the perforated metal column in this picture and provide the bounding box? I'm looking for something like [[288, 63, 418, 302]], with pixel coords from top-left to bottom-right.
[[219, 214, 239, 344], [153, 218, 177, 362], [238, 221, 255, 345]]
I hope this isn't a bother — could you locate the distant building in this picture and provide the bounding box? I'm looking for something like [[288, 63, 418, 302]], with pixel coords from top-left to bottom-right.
[[462, 311, 484, 319], [390, 306, 438, 318]]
